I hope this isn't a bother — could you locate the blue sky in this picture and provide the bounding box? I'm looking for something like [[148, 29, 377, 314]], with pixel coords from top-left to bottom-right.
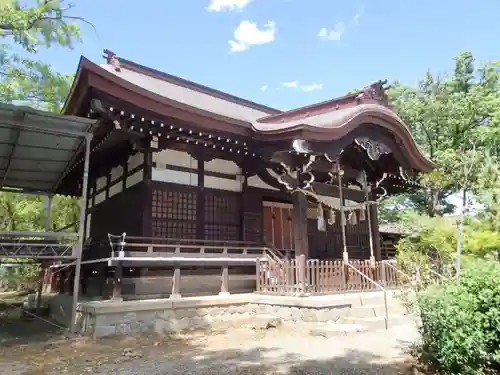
[[28, 0, 500, 111]]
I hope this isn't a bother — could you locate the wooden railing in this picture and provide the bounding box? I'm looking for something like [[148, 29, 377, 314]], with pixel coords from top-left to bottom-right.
[[256, 257, 403, 295], [107, 235, 268, 262]]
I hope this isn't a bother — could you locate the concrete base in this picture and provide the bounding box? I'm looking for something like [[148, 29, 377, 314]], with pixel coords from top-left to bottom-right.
[[47, 290, 413, 339]]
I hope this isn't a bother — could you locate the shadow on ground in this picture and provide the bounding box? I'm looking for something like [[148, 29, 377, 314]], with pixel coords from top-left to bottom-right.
[[0, 301, 66, 347], [0, 312, 419, 375]]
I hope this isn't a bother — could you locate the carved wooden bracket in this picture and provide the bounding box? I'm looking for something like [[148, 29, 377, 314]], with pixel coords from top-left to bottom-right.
[[354, 137, 392, 160]]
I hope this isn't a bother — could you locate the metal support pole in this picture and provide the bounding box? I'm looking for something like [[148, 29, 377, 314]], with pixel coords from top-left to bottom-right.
[[45, 195, 53, 231], [70, 133, 93, 334], [363, 171, 375, 267]]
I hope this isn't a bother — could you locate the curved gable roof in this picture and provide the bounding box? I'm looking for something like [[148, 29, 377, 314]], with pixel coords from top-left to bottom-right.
[[64, 52, 434, 173]]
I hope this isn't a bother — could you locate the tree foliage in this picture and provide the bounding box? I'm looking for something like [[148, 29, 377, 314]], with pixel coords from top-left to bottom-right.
[[0, 0, 81, 111], [0, 0, 83, 288], [386, 52, 500, 217], [417, 260, 500, 375], [0, 0, 81, 52]]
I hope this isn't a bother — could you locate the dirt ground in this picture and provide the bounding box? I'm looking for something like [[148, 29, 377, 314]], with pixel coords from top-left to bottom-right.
[[0, 292, 421, 375], [0, 310, 420, 375]]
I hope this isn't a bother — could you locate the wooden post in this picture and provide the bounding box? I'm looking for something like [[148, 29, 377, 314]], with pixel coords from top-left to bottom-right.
[[255, 258, 261, 292], [112, 262, 123, 300], [369, 204, 382, 261], [220, 265, 229, 295], [170, 265, 181, 299], [296, 254, 306, 295], [292, 192, 309, 259], [57, 270, 64, 294], [380, 261, 387, 287], [67, 268, 75, 295], [97, 265, 107, 299]]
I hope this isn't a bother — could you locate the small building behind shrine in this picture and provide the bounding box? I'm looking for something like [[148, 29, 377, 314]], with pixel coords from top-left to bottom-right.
[[48, 50, 433, 299]]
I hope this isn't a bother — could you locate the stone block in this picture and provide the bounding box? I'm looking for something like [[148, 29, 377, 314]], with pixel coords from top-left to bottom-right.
[[94, 325, 117, 338], [248, 315, 282, 330], [309, 323, 368, 337]]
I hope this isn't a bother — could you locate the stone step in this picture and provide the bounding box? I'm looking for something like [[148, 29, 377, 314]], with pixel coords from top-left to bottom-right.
[[309, 323, 369, 337], [341, 313, 416, 331], [347, 303, 406, 319], [334, 290, 405, 307]]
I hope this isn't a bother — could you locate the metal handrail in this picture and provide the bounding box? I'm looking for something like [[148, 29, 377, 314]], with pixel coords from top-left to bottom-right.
[[264, 247, 285, 264], [383, 260, 415, 285], [345, 262, 389, 330], [428, 268, 448, 280]]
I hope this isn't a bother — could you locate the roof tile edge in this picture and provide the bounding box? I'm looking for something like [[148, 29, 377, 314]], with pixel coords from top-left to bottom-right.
[[102, 49, 281, 116]]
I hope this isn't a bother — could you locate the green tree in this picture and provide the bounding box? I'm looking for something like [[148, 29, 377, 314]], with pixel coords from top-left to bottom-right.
[[387, 52, 500, 217], [0, 0, 82, 111], [0, 0, 84, 289]]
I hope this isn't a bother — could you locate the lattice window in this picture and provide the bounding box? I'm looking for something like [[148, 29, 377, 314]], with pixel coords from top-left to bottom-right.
[[204, 190, 241, 241], [152, 186, 197, 239]]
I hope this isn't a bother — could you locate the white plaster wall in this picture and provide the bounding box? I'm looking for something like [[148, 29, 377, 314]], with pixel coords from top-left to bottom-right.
[[126, 170, 143, 188], [96, 176, 107, 191], [247, 175, 279, 191], [152, 150, 245, 192], [205, 158, 240, 175], [204, 158, 242, 192], [152, 168, 198, 186], [153, 149, 197, 170], [110, 165, 123, 182], [94, 191, 106, 205], [128, 152, 144, 171], [108, 182, 122, 198]]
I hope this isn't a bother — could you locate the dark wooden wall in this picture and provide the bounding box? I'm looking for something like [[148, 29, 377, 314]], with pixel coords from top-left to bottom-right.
[[150, 181, 242, 242], [307, 209, 370, 260]]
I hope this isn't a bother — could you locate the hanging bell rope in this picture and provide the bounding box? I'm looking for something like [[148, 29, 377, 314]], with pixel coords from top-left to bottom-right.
[[348, 211, 358, 225], [317, 203, 326, 231], [328, 208, 336, 225], [292, 188, 379, 212], [359, 208, 366, 222]]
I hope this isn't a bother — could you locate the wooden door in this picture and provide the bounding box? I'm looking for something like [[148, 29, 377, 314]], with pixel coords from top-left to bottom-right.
[[262, 202, 294, 251]]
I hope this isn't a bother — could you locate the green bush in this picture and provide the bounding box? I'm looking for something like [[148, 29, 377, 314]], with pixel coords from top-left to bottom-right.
[[417, 260, 500, 374]]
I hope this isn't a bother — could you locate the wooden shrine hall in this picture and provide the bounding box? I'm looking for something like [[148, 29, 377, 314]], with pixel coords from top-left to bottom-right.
[[47, 50, 434, 299]]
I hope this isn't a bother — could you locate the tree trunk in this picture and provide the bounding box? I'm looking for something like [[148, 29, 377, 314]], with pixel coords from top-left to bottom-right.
[[455, 189, 467, 277]]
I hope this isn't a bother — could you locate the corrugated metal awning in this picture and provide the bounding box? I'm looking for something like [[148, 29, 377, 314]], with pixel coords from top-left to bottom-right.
[[0, 103, 95, 194]]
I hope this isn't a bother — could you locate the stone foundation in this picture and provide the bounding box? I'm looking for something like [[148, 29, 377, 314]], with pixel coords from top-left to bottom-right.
[[72, 294, 353, 338]]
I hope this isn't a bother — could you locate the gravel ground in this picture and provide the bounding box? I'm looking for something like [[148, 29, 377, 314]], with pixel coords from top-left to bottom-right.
[[0, 321, 419, 375], [97, 324, 418, 375]]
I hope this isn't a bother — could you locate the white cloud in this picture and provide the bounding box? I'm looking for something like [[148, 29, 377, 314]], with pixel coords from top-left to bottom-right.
[[229, 21, 276, 52], [281, 80, 298, 88], [353, 7, 364, 26], [301, 83, 323, 92], [260, 85, 269, 92], [317, 22, 345, 41], [207, 0, 252, 12]]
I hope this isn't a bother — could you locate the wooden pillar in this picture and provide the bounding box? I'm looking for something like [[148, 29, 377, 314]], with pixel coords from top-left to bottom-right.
[[66, 268, 74, 294], [142, 151, 153, 238], [170, 265, 181, 299], [196, 153, 205, 240], [369, 204, 382, 261], [112, 263, 123, 300], [97, 265, 108, 299], [220, 265, 229, 295], [57, 270, 64, 294], [239, 171, 248, 241], [292, 192, 309, 259]]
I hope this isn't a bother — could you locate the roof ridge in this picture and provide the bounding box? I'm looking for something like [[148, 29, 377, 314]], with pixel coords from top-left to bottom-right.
[[102, 49, 281, 116], [257, 80, 390, 123]]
